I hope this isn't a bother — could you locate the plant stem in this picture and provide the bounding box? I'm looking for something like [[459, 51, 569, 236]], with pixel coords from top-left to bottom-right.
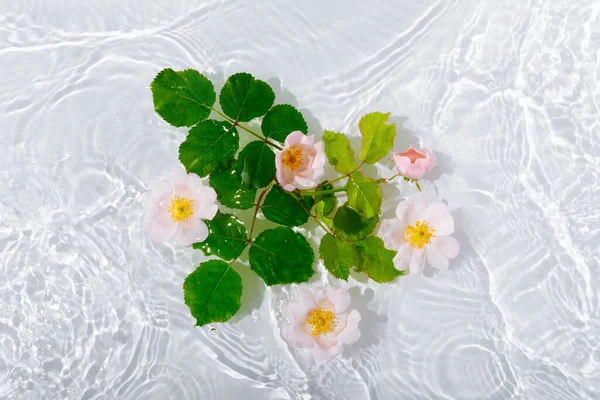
[[415, 181, 422, 191], [247, 184, 272, 243], [376, 173, 402, 184], [290, 192, 335, 236], [210, 107, 283, 150], [317, 160, 366, 188], [300, 186, 348, 196]]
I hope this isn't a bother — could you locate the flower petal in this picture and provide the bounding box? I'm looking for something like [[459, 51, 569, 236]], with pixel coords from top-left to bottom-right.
[[426, 244, 449, 270], [294, 176, 317, 189], [317, 298, 335, 312], [425, 202, 454, 236], [380, 218, 406, 251], [311, 142, 326, 169], [431, 236, 460, 259], [169, 167, 188, 186], [315, 332, 338, 350], [409, 248, 426, 275], [337, 309, 361, 345], [284, 131, 305, 147], [393, 154, 411, 176], [402, 198, 429, 225], [393, 243, 413, 272], [333, 312, 348, 334], [323, 287, 351, 314], [146, 212, 178, 243], [195, 202, 219, 220], [300, 134, 315, 146], [286, 287, 317, 321], [283, 324, 314, 348], [174, 219, 209, 246]]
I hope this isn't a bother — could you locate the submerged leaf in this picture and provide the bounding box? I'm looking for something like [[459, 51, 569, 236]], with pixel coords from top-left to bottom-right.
[[355, 237, 402, 283], [261, 185, 314, 227], [151, 68, 216, 127], [319, 234, 358, 280], [347, 172, 382, 219], [193, 211, 247, 260], [261, 104, 308, 142], [323, 130, 356, 174], [219, 73, 275, 122], [358, 112, 396, 164], [183, 260, 242, 326], [249, 227, 315, 285], [209, 164, 256, 210], [333, 204, 378, 242], [179, 120, 238, 177]]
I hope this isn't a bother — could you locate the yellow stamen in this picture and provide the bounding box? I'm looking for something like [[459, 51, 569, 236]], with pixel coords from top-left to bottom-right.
[[168, 196, 194, 222], [403, 220, 435, 249], [306, 307, 336, 336], [281, 146, 304, 170]]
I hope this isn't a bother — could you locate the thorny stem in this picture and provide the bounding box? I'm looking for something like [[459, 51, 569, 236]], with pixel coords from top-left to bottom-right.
[[247, 183, 272, 244], [210, 107, 283, 150]]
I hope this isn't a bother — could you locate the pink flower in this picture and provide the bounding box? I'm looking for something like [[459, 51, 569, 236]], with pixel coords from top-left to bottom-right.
[[275, 131, 326, 191], [282, 286, 361, 361], [141, 168, 218, 246], [393, 145, 436, 180], [380, 197, 460, 275]]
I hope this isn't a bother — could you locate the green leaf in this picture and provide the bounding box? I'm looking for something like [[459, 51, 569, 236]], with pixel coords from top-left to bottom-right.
[[193, 211, 247, 260], [209, 164, 256, 210], [236, 141, 276, 189], [179, 120, 238, 177], [219, 73, 275, 122], [151, 68, 216, 127], [358, 112, 397, 164], [261, 185, 314, 227], [323, 130, 356, 174], [347, 172, 382, 219], [355, 237, 402, 283], [261, 104, 308, 142], [249, 227, 315, 285], [183, 260, 242, 326], [319, 234, 358, 281], [314, 182, 336, 218], [333, 204, 378, 242]]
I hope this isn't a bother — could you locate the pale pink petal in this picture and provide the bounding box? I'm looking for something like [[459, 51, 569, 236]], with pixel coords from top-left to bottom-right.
[[431, 236, 460, 259], [311, 342, 342, 361], [286, 287, 317, 321], [148, 178, 170, 196], [315, 333, 338, 350], [301, 321, 313, 336], [393, 243, 414, 272], [337, 309, 361, 345], [283, 324, 314, 348], [174, 219, 209, 246], [425, 202, 454, 236], [282, 167, 296, 186], [157, 192, 173, 214], [185, 173, 205, 192], [313, 287, 325, 301], [426, 245, 449, 270], [393, 154, 412, 176], [194, 185, 217, 205], [333, 312, 348, 334], [405, 163, 427, 179], [169, 167, 188, 186], [402, 198, 429, 225], [300, 134, 315, 146], [311, 142, 326, 169], [418, 148, 436, 172], [195, 203, 218, 220], [394, 199, 412, 220], [380, 218, 406, 251], [155, 211, 176, 228], [147, 212, 178, 243], [323, 287, 350, 314], [317, 298, 335, 312], [409, 249, 426, 275], [294, 176, 317, 189], [284, 131, 305, 147]]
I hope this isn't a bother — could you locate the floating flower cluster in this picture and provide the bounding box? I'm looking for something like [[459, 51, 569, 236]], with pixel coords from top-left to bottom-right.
[[144, 69, 460, 361]]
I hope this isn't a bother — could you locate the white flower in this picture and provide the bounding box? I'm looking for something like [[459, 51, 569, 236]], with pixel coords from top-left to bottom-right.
[[380, 197, 460, 275], [141, 167, 218, 246]]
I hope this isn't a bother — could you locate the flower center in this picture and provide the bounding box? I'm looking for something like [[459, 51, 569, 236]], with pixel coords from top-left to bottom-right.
[[403, 220, 435, 248], [168, 196, 194, 222], [281, 146, 304, 170], [306, 307, 335, 336]]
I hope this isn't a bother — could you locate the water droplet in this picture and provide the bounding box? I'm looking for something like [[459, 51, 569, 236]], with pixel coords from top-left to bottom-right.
[[209, 327, 218, 336]]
